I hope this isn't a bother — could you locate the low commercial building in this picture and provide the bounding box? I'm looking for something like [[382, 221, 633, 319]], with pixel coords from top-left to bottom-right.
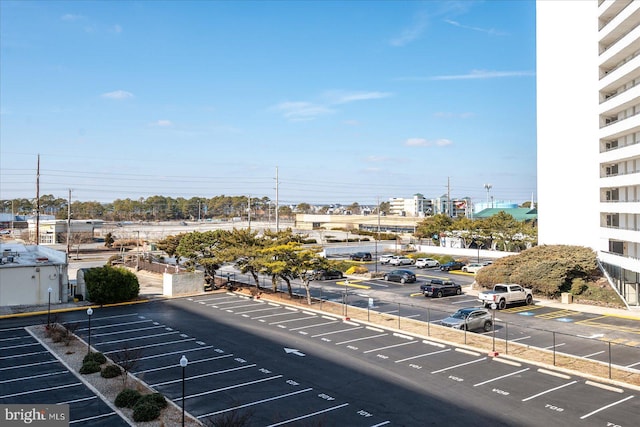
[[0, 243, 70, 306]]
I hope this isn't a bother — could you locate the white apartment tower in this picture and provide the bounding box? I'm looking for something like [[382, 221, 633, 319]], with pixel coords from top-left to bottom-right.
[[537, 0, 640, 306]]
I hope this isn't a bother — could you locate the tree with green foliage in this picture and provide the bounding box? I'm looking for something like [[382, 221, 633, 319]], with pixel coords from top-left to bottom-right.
[[85, 266, 140, 304], [475, 245, 601, 297], [175, 230, 230, 285], [219, 228, 266, 288], [156, 233, 187, 264], [415, 214, 454, 244]]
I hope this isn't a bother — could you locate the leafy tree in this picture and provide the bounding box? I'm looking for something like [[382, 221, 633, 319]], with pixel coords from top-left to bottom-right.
[[156, 233, 187, 263], [486, 212, 521, 251], [415, 214, 453, 244], [104, 232, 115, 248], [379, 201, 391, 215], [296, 203, 312, 214], [85, 266, 140, 304], [346, 202, 360, 215], [175, 230, 230, 285], [219, 228, 266, 288]]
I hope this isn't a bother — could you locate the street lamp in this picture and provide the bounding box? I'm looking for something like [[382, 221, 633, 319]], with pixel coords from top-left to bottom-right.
[[180, 355, 188, 427], [47, 287, 53, 327], [484, 184, 492, 208], [490, 303, 497, 355], [86, 308, 93, 355]]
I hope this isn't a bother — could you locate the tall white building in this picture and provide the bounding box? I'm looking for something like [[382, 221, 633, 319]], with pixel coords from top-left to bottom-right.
[[537, 0, 640, 306]]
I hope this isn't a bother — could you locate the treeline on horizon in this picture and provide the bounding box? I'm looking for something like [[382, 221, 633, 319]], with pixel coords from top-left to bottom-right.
[[0, 194, 391, 222]]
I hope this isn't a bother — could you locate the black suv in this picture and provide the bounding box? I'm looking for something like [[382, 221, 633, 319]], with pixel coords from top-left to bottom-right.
[[439, 261, 465, 271], [350, 252, 372, 261]]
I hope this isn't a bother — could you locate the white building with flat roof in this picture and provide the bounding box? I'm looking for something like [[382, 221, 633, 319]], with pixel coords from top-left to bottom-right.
[[537, 0, 640, 306]]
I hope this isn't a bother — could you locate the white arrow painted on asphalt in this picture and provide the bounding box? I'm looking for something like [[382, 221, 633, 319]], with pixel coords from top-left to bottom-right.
[[284, 348, 306, 356], [577, 333, 605, 339]]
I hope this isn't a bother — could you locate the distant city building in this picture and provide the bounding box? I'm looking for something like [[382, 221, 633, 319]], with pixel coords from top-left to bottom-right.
[[388, 194, 433, 217], [537, 0, 640, 306]]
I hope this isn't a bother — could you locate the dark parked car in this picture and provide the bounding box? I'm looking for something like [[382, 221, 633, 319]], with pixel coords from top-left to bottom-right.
[[440, 307, 493, 332], [350, 252, 372, 261], [313, 269, 344, 280], [439, 261, 465, 271], [420, 279, 462, 298], [383, 269, 417, 284]]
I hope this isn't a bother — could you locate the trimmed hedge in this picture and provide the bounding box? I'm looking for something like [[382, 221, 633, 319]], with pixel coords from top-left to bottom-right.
[[83, 352, 107, 365], [85, 265, 140, 304], [101, 364, 122, 378], [115, 389, 142, 408]]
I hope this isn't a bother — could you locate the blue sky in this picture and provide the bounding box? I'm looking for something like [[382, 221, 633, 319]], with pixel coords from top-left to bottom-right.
[[0, 0, 536, 207]]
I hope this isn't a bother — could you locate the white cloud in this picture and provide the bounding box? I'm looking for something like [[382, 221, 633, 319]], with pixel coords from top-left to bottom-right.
[[444, 19, 507, 36], [151, 120, 173, 127], [61, 14, 84, 21], [342, 119, 361, 126], [101, 90, 134, 100], [405, 138, 452, 147], [365, 155, 390, 163], [389, 11, 429, 47], [430, 70, 535, 81], [270, 101, 334, 122], [110, 24, 123, 34], [324, 90, 393, 105], [395, 70, 535, 82]]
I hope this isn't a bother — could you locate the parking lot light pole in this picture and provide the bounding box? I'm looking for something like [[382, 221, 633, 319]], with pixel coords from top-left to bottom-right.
[[490, 303, 497, 356], [180, 355, 188, 427], [86, 308, 93, 355], [47, 287, 53, 327]]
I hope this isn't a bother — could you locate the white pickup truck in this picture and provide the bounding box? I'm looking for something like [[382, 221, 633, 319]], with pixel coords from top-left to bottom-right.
[[477, 284, 533, 309]]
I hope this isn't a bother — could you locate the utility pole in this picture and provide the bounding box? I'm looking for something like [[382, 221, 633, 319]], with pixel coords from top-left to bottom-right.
[[447, 177, 452, 218], [35, 154, 40, 244], [247, 195, 251, 230], [66, 189, 71, 258], [275, 167, 279, 232], [376, 196, 380, 273]]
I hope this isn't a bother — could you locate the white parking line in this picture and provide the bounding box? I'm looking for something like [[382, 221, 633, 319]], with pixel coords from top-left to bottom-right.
[[197, 388, 313, 419], [542, 342, 566, 350], [0, 335, 29, 342], [185, 375, 283, 400], [103, 338, 195, 354], [265, 403, 350, 427], [395, 348, 451, 363], [234, 307, 281, 315], [508, 336, 531, 342], [92, 325, 165, 338], [224, 303, 265, 311], [311, 326, 363, 338], [335, 333, 388, 346], [2, 342, 40, 350], [521, 381, 577, 401], [269, 316, 317, 325], [363, 341, 417, 354], [0, 382, 81, 399], [134, 354, 234, 374], [473, 368, 530, 387], [582, 350, 605, 358], [289, 320, 339, 331], [0, 350, 49, 360], [626, 360, 640, 368], [579, 395, 634, 419], [69, 412, 118, 424], [81, 319, 151, 331], [133, 345, 216, 362], [0, 359, 57, 371], [98, 331, 179, 346], [150, 364, 257, 387], [0, 370, 67, 384], [431, 357, 487, 374], [252, 312, 298, 320]]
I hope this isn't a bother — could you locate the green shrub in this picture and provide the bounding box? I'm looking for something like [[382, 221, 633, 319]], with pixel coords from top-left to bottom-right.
[[79, 360, 101, 374], [101, 364, 122, 378], [85, 265, 140, 304], [137, 393, 167, 409], [571, 278, 588, 295], [83, 352, 107, 365], [115, 389, 142, 408], [132, 401, 161, 422], [475, 245, 600, 297]]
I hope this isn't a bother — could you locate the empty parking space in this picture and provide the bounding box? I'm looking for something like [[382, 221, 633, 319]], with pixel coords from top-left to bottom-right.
[[0, 326, 129, 426], [188, 292, 639, 425]]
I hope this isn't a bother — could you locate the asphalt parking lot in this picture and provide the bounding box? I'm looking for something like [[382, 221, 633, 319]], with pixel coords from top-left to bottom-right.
[[0, 325, 129, 426], [3, 293, 639, 426]]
